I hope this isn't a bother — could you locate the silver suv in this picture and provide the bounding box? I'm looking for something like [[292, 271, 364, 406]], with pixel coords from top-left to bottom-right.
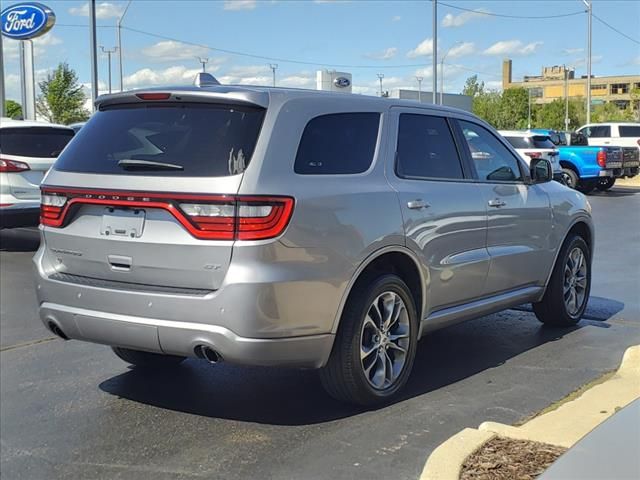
[[34, 76, 594, 405]]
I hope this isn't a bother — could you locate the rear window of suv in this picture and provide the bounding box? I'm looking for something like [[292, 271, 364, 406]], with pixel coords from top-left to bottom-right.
[[504, 135, 555, 149], [619, 126, 640, 137], [294, 113, 380, 174], [0, 127, 74, 158], [54, 103, 266, 176]]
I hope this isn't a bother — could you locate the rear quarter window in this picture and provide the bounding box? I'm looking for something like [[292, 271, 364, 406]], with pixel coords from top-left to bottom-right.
[[0, 127, 74, 158], [504, 136, 530, 149], [619, 126, 640, 137], [294, 113, 380, 174]]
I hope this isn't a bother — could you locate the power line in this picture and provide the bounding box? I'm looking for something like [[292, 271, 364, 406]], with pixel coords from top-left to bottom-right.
[[592, 13, 640, 45], [438, 1, 584, 19]]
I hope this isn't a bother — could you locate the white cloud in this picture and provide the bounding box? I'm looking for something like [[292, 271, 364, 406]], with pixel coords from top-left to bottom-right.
[[447, 42, 475, 59], [572, 54, 604, 68], [280, 75, 315, 88], [407, 38, 433, 58], [68, 2, 124, 19], [123, 66, 206, 89], [563, 47, 584, 55], [223, 0, 256, 10], [391, 15, 401, 22], [629, 56, 640, 66], [3, 34, 63, 60], [485, 80, 503, 91], [366, 47, 398, 60], [442, 9, 488, 28], [140, 41, 223, 64], [483, 40, 543, 56]]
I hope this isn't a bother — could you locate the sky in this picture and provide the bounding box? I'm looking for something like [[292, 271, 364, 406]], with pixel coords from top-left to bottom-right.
[[2, 0, 639, 106]]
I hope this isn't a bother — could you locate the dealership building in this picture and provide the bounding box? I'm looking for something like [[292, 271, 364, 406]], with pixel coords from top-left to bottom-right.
[[502, 59, 640, 110]]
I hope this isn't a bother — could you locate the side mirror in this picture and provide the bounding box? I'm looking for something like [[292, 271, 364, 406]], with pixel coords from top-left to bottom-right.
[[530, 158, 553, 184]]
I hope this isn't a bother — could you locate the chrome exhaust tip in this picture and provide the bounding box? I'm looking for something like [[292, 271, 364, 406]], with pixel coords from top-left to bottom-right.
[[194, 345, 221, 364]]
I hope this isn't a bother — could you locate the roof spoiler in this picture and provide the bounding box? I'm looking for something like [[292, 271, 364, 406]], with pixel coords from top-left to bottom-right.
[[194, 72, 221, 87]]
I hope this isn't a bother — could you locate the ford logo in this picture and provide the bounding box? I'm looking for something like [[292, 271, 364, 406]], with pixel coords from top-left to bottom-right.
[[333, 76, 351, 88], [1, 2, 55, 40]]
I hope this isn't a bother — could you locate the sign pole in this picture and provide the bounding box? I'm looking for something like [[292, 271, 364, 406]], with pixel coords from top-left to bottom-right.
[[89, 0, 98, 112], [0, 31, 5, 117]]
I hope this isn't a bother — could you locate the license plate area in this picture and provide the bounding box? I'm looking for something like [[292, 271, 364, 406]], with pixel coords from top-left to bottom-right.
[[100, 208, 145, 238]]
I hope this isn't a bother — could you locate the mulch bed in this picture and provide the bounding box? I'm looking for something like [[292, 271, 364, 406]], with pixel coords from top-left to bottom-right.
[[460, 436, 567, 480]]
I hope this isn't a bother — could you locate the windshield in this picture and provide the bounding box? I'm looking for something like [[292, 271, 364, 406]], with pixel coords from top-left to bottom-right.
[[0, 127, 74, 158], [54, 102, 266, 176]]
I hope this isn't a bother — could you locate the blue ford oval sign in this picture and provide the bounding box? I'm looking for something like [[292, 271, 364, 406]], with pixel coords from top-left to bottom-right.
[[333, 76, 351, 88], [1, 3, 56, 40]]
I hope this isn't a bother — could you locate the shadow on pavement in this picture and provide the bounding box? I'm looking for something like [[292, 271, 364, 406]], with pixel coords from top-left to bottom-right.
[[0, 228, 40, 252], [99, 297, 623, 426], [587, 187, 639, 198]]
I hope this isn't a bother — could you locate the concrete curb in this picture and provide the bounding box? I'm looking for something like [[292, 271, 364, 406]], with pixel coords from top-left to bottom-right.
[[419, 345, 640, 480]]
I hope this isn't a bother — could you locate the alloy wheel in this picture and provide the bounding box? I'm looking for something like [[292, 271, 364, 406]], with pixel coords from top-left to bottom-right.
[[563, 247, 588, 317]]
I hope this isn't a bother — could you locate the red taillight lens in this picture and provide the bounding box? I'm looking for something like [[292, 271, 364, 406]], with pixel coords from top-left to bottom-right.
[[0, 157, 31, 172], [597, 150, 607, 167], [524, 152, 542, 159], [136, 93, 171, 100], [39, 188, 294, 241]]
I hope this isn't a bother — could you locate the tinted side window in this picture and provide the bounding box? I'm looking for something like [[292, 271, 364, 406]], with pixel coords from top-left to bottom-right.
[[396, 114, 464, 180], [294, 113, 380, 174], [531, 136, 556, 149], [458, 121, 523, 182], [504, 136, 530, 149], [588, 126, 611, 137], [0, 127, 74, 158], [619, 126, 640, 137]]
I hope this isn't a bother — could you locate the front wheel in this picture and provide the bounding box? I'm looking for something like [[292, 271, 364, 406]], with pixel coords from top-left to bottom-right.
[[533, 234, 591, 327], [596, 177, 615, 191], [320, 274, 418, 406], [112, 346, 186, 368]]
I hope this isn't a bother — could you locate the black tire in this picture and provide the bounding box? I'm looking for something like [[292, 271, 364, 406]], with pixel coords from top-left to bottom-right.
[[562, 168, 579, 190], [596, 177, 615, 191], [320, 274, 419, 406], [533, 234, 591, 327], [111, 346, 186, 368]]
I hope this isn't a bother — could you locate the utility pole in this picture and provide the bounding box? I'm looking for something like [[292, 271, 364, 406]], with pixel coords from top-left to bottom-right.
[[527, 88, 532, 129], [100, 46, 118, 94], [440, 42, 460, 105], [0, 30, 5, 117], [89, 0, 98, 111], [564, 65, 570, 131], [196, 57, 209, 72], [377, 73, 384, 97], [416, 76, 423, 102], [432, 0, 437, 104], [117, 0, 133, 92], [269, 64, 278, 87], [583, 0, 592, 124]]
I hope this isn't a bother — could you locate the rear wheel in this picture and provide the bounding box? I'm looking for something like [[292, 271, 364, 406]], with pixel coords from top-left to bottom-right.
[[320, 274, 418, 406], [562, 168, 579, 189], [596, 177, 615, 191], [112, 346, 186, 368], [533, 234, 591, 327]]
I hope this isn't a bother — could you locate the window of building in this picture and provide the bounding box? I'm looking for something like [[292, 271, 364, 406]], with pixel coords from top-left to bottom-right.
[[633, 83, 640, 90], [457, 120, 523, 182], [530, 87, 543, 98], [396, 114, 464, 180], [610, 83, 630, 95], [294, 113, 380, 175]]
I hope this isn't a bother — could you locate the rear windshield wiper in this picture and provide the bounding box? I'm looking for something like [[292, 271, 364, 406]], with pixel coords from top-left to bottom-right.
[[117, 159, 184, 171]]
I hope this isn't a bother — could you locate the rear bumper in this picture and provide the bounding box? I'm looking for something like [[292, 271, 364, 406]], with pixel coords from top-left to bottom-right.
[[39, 302, 334, 368], [0, 206, 40, 228], [599, 167, 639, 178]]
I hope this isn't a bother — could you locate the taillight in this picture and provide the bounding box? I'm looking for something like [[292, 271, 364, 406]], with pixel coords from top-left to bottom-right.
[[39, 187, 294, 241], [524, 152, 542, 159], [0, 157, 30, 172], [597, 149, 607, 168]]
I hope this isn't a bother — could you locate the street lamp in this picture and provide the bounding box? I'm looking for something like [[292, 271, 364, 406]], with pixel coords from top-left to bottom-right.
[[377, 73, 385, 97], [564, 65, 571, 131], [582, 0, 592, 124], [196, 57, 209, 72], [117, 0, 133, 92], [440, 41, 461, 105], [416, 76, 423, 102], [269, 64, 278, 87], [100, 46, 118, 94], [432, 0, 437, 104]]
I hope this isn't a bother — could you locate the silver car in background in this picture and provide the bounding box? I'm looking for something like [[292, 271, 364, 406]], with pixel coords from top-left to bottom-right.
[[34, 76, 594, 405]]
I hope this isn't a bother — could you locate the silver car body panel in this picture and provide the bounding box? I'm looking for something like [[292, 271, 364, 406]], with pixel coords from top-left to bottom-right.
[[34, 84, 594, 368]]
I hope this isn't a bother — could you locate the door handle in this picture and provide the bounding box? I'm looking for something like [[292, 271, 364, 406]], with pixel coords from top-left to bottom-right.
[[407, 199, 430, 210], [488, 199, 507, 208]]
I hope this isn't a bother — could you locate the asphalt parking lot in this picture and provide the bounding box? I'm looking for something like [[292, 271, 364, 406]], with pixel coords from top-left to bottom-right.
[[1, 186, 639, 480]]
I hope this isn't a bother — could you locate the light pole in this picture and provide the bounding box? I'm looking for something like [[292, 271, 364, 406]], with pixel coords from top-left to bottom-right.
[[100, 46, 118, 94], [416, 76, 423, 102], [527, 88, 532, 129], [440, 42, 461, 105], [432, 0, 437, 104], [89, 0, 98, 111], [564, 65, 570, 131], [196, 57, 209, 72], [582, 0, 592, 124], [269, 64, 278, 87], [117, 0, 133, 92], [0, 32, 5, 117], [377, 73, 384, 97]]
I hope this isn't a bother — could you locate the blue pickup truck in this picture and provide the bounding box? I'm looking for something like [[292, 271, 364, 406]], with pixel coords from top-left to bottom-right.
[[531, 129, 639, 193]]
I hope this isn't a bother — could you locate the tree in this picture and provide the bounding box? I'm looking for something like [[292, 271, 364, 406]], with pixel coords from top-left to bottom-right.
[[591, 102, 634, 123], [497, 88, 529, 129], [472, 90, 502, 127], [4, 100, 22, 119], [36, 63, 89, 124], [462, 75, 485, 98]]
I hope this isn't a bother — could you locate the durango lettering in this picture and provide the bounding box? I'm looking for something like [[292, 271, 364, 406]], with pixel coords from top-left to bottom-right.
[[4, 10, 36, 32]]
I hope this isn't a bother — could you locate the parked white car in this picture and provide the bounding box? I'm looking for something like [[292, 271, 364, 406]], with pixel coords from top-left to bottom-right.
[[0, 118, 75, 228], [576, 122, 640, 150], [499, 130, 563, 182]]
